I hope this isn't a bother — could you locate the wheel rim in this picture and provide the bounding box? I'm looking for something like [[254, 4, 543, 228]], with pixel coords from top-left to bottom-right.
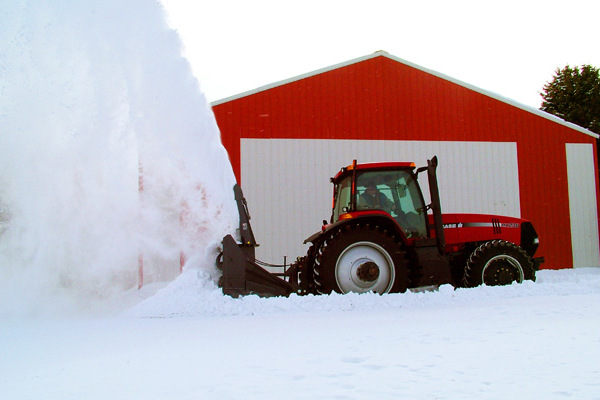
[[335, 241, 395, 293], [481, 254, 524, 286]]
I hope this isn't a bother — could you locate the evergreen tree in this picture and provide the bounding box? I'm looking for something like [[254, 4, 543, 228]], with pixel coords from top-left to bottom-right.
[[541, 65, 600, 168], [540, 65, 600, 134]]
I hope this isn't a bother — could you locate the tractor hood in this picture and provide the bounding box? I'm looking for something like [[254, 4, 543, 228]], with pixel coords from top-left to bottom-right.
[[433, 213, 540, 257]]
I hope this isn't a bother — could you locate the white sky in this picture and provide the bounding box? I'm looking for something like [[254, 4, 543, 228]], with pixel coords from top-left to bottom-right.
[[161, 0, 600, 108]]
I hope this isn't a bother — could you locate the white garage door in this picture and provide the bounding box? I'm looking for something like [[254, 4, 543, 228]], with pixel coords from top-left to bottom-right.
[[566, 143, 600, 268], [241, 139, 520, 264]]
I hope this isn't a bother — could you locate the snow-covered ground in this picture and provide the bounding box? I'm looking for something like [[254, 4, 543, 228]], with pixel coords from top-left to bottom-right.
[[2, 267, 599, 399]]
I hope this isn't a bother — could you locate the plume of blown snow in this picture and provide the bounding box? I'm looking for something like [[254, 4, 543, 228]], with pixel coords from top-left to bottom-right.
[[0, 0, 237, 316]]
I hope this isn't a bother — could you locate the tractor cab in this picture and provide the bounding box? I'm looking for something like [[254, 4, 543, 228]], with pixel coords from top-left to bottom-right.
[[331, 161, 429, 239]]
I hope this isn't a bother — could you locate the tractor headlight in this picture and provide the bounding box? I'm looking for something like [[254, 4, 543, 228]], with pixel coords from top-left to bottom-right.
[[520, 222, 540, 256]]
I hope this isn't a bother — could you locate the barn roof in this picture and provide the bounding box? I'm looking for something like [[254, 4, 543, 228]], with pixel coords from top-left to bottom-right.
[[212, 51, 598, 139]]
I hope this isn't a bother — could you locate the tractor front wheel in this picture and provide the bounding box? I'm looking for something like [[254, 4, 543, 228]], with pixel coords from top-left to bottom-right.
[[314, 225, 408, 294], [463, 240, 535, 287]]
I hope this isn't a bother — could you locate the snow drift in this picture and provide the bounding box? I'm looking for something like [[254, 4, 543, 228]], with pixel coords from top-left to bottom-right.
[[125, 265, 600, 318], [0, 0, 237, 316], [2, 268, 599, 399]]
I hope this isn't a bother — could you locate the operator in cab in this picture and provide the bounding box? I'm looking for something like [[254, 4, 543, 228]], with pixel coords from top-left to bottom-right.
[[358, 182, 395, 215]]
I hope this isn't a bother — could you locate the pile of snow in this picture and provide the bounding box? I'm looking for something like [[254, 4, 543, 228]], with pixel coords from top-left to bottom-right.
[[124, 266, 600, 318], [0, 0, 237, 317]]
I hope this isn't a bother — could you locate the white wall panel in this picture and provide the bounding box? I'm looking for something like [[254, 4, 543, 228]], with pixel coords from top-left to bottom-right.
[[566, 143, 600, 268], [241, 139, 520, 264]]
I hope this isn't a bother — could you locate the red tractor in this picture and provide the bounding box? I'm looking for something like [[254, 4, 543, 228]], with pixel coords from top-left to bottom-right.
[[219, 156, 543, 297]]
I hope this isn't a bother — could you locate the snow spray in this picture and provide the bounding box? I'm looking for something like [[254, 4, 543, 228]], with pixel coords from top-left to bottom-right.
[[0, 1, 237, 315]]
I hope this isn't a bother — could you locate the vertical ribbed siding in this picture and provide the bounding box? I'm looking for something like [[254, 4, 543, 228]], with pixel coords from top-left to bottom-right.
[[213, 54, 599, 269]]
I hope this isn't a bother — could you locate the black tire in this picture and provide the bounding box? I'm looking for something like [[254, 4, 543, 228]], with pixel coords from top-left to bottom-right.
[[463, 240, 536, 287], [314, 225, 408, 294]]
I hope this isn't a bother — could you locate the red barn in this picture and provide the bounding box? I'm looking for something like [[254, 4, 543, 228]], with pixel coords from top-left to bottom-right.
[[213, 51, 600, 270]]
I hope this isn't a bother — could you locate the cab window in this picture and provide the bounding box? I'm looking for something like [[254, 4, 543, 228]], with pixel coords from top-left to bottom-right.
[[356, 170, 427, 238], [332, 176, 352, 222]]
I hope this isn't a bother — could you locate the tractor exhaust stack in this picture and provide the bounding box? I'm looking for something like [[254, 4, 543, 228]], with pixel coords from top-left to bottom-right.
[[426, 156, 446, 255]]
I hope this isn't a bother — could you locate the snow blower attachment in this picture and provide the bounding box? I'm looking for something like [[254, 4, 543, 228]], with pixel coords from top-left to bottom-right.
[[218, 184, 295, 297], [218, 157, 544, 298]]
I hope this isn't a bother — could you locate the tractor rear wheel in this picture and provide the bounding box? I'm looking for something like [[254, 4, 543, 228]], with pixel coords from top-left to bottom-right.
[[314, 225, 408, 294], [463, 240, 535, 287]]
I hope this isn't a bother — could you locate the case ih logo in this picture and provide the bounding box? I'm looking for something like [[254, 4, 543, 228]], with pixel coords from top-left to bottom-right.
[[443, 223, 464, 229]]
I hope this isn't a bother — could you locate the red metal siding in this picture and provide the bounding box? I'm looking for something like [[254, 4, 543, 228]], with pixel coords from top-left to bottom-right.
[[213, 54, 599, 269]]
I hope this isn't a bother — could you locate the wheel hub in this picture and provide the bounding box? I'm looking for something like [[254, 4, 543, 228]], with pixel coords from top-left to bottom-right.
[[335, 241, 395, 293], [482, 255, 524, 286], [487, 263, 518, 285], [356, 261, 380, 282]]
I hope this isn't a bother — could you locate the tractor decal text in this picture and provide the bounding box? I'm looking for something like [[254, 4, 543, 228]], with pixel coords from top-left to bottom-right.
[[443, 220, 520, 235]]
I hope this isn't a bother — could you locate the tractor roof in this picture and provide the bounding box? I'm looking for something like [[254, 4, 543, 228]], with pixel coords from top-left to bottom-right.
[[332, 161, 416, 182]]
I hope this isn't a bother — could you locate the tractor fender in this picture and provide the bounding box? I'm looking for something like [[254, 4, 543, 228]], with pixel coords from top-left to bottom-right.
[[304, 212, 408, 246]]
